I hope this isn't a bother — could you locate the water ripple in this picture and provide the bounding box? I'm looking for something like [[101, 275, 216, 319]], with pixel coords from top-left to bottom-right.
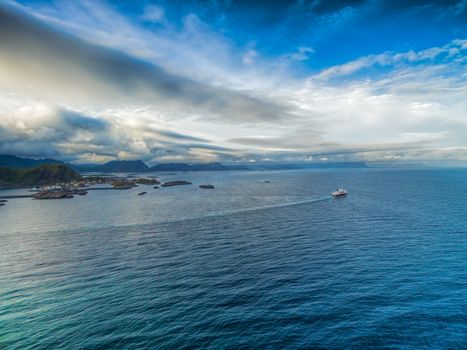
[[1, 169, 467, 348]]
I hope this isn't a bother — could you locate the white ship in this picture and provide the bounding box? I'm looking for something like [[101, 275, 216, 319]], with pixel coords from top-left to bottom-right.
[[332, 189, 347, 198]]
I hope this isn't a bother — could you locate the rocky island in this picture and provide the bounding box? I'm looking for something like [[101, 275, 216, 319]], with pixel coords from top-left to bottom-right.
[[33, 191, 74, 199], [161, 180, 192, 187], [199, 184, 215, 189], [111, 177, 161, 189], [33, 188, 89, 199]]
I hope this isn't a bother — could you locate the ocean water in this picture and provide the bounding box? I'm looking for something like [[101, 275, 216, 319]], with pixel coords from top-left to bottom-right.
[[0, 168, 466, 349]]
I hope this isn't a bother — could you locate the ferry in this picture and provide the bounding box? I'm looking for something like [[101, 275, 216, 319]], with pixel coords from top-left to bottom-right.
[[332, 189, 347, 198]]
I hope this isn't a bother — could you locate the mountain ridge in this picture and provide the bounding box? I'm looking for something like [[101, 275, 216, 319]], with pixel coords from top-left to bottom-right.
[[0, 154, 64, 168], [0, 155, 371, 173]]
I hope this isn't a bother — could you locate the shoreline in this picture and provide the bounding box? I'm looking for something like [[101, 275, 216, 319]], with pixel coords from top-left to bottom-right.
[[0, 186, 124, 199]]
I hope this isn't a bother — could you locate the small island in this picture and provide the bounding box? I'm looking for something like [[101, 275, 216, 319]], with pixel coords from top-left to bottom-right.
[[161, 180, 192, 187], [111, 177, 161, 189], [199, 184, 215, 189]]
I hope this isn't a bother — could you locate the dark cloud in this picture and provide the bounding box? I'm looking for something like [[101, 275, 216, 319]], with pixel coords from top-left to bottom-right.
[[60, 110, 109, 131], [0, 140, 63, 158], [169, 142, 233, 152], [153, 130, 208, 142], [0, 5, 290, 123]]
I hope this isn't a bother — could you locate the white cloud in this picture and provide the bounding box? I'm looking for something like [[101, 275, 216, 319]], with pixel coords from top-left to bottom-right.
[[284, 47, 314, 61], [315, 39, 467, 80], [242, 49, 258, 65], [141, 4, 165, 23]]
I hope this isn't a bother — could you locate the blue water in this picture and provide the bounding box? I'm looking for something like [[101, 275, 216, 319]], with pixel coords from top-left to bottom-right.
[[1, 168, 466, 349]]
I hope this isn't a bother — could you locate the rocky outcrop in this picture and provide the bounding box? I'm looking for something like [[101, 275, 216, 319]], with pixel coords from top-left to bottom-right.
[[33, 191, 74, 199], [199, 184, 215, 189], [161, 180, 192, 187], [111, 177, 160, 189], [111, 179, 137, 189], [135, 178, 160, 185]]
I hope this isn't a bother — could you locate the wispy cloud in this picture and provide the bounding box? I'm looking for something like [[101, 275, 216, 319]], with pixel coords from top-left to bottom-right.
[[315, 40, 467, 80], [141, 4, 165, 24], [283, 47, 315, 62]]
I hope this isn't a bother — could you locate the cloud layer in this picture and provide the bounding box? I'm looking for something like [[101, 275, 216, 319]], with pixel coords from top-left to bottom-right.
[[0, 0, 466, 164]]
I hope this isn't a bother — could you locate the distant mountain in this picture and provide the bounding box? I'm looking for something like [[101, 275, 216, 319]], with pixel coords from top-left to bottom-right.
[[90, 160, 149, 173], [0, 154, 64, 168], [73, 160, 149, 173], [366, 162, 426, 168], [247, 163, 303, 170], [246, 162, 368, 170], [223, 164, 250, 171], [0, 155, 366, 175], [149, 162, 229, 172], [0, 164, 82, 187], [72, 160, 237, 173], [303, 162, 368, 169]]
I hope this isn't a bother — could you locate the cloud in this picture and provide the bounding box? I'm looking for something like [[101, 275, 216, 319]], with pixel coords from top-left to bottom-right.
[[0, 95, 234, 163], [154, 130, 208, 143], [283, 47, 315, 62], [60, 110, 108, 131], [242, 49, 258, 65], [0, 5, 291, 124], [0, 1, 466, 164], [141, 4, 165, 23], [314, 39, 467, 80]]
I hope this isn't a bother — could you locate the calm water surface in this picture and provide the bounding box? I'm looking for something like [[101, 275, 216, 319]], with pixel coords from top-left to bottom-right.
[[0, 168, 466, 349]]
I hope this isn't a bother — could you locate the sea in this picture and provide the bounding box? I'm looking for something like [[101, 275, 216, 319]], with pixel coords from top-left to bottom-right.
[[0, 168, 466, 349]]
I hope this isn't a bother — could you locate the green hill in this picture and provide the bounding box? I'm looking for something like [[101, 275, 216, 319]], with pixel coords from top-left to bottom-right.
[[0, 164, 82, 187], [0, 154, 64, 168]]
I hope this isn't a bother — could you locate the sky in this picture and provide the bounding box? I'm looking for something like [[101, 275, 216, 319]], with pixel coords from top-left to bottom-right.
[[0, 0, 466, 165]]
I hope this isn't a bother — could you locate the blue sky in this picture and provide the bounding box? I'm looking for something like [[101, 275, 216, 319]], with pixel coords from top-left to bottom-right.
[[0, 0, 466, 164], [113, 0, 467, 70]]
